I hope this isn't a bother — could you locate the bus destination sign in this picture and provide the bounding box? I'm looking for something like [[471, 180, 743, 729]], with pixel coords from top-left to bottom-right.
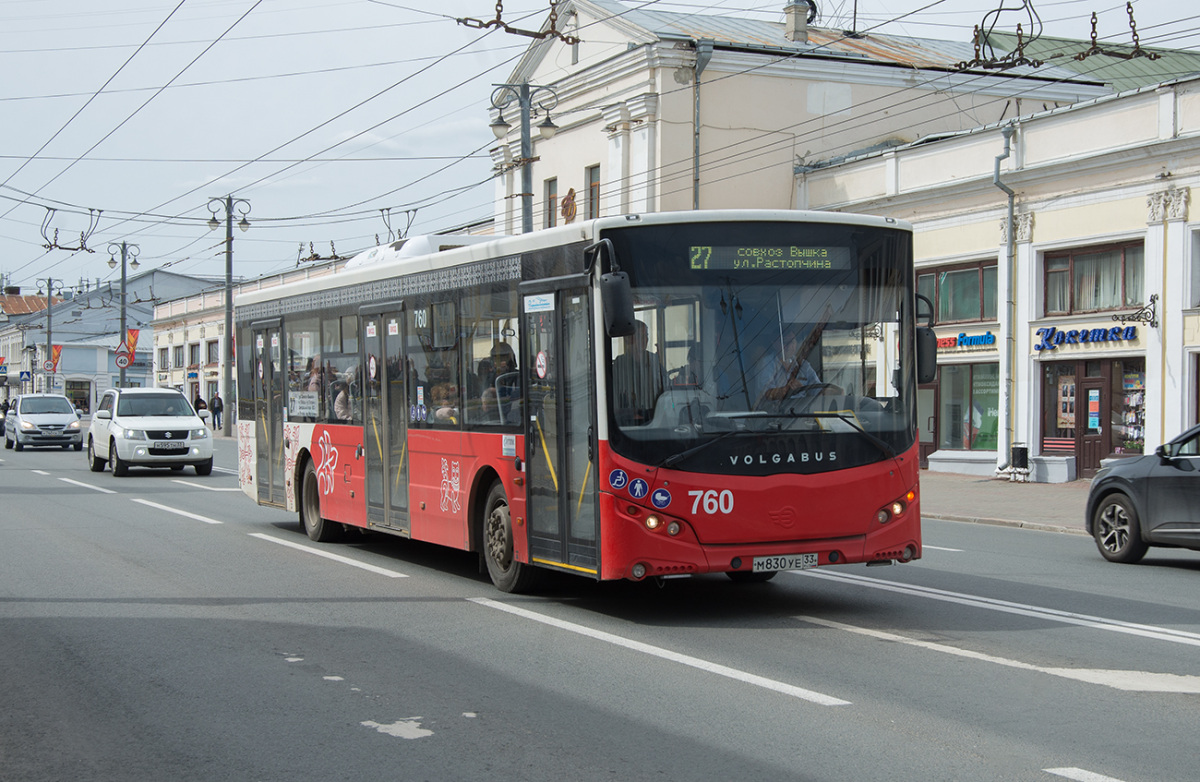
[[689, 245, 851, 271]]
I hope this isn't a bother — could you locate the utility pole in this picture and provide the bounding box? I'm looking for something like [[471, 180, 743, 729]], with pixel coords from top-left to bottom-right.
[[107, 242, 140, 388], [36, 277, 65, 393]]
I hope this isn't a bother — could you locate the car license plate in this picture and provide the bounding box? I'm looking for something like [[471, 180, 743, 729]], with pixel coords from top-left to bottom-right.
[[151, 441, 183, 451], [752, 553, 818, 573]]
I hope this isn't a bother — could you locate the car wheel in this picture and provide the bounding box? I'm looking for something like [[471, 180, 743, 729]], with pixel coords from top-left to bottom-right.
[[87, 439, 105, 472], [194, 459, 213, 476], [482, 481, 535, 593], [73, 443, 83, 452], [4, 435, 12, 449], [109, 440, 129, 477], [13, 438, 23, 451], [1093, 493, 1149, 564], [300, 460, 341, 542]]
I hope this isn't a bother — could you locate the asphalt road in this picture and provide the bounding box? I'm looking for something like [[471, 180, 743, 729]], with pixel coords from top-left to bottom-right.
[[1, 441, 1198, 782]]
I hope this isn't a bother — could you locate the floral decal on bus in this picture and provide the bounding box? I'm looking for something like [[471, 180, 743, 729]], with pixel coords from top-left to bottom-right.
[[440, 458, 461, 513], [316, 429, 339, 496]]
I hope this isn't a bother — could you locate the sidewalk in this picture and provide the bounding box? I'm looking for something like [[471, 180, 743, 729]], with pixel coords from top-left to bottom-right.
[[919, 470, 1091, 535]]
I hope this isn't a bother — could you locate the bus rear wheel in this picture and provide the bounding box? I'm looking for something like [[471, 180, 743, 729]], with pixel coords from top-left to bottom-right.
[[300, 460, 342, 542], [482, 482, 534, 593]]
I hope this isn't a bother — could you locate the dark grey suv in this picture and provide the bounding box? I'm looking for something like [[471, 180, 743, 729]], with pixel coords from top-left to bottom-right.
[[1086, 424, 1200, 563]]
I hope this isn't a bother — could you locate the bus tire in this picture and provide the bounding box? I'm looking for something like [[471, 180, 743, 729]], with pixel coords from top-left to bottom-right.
[[482, 481, 534, 593], [300, 460, 342, 542]]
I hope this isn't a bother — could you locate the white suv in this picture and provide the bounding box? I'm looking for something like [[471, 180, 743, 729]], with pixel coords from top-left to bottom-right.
[[88, 388, 213, 476]]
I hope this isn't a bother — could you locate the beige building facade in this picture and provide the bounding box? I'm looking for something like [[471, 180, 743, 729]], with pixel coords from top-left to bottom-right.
[[798, 77, 1200, 481]]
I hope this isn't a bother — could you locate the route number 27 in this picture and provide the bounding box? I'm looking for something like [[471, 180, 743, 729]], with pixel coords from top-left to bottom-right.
[[689, 489, 734, 515]]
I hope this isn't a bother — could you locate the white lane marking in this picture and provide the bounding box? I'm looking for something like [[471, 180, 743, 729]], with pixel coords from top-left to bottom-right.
[[799, 615, 1200, 694], [131, 498, 224, 524], [922, 545, 962, 552], [248, 533, 408, 578], [58, 477, 117, 494], [798, 570, 1200, 648], [1045, 768, 1128, 782], [471, 597, 849, 706], [33, 469, 51, 475], [170, 479, 241, 492]]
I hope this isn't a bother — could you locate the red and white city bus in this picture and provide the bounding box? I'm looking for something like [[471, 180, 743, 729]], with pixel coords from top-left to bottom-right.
[[235, 210, 936, 592]]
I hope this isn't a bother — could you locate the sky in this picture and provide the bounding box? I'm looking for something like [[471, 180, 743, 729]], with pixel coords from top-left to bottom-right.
[[2, 0, 1197, 297]]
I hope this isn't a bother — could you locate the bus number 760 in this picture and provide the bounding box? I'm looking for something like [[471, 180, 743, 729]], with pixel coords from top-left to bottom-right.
[[689, 489, 734, 515]]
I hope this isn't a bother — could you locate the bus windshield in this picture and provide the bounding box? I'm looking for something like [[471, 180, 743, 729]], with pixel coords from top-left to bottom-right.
[[603, 220, 916, 475]]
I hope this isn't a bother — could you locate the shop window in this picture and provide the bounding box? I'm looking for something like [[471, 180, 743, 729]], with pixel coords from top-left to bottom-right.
[[545, 178, 558, 228], [916, 262, 996, 324], [1111, 359, 1145, 454], [937, 363, 999, 450], [586, 165, 600, 220], [1044, 243, 1143, 315]]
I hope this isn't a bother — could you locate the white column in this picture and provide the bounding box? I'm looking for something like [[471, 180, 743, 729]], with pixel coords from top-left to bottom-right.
[[491, 145, 515, 235], [1147, 186, 1191, 444], [602, 103, 631, 216], [1010, 213, 1036, 465], [626, 93, 659, 214]]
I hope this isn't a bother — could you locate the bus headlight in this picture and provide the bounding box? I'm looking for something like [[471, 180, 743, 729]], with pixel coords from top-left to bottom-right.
[[644, 515, 661, 530], [876, 490, 916, 524]]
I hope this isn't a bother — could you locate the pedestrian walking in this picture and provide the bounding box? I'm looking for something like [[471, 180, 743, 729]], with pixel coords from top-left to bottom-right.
[[209, 391, 224, 430]]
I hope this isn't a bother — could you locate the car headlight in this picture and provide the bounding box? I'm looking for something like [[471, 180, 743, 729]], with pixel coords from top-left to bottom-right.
[[68, 420, 81, 430], [191, 427, 209, 439], [20, 420, 36, 431], [120, 427, 146, 440]]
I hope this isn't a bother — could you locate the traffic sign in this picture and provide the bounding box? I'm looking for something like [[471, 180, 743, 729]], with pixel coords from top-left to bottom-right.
[[115, 353, 130, 369], [43, 360, 54, 371], [19, 371, 32, 382]]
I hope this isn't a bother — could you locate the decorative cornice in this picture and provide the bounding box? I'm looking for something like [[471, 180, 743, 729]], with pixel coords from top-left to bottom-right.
[[1000, 212, 1034, 244], [1146, 186, 1190, 223]]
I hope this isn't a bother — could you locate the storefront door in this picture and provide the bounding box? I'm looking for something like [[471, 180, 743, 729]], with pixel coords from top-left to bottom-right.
[[1079, 376, 1107, 477]]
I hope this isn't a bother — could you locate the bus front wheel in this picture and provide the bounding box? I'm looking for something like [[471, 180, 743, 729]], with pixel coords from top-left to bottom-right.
[[482, 482, 534, 593], [300, 460, 342, 542]]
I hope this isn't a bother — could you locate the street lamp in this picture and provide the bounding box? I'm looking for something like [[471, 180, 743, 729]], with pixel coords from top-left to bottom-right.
[[107, 241, 140, 388], [207, 195, 250, 438], [490, 82, 559, 233]]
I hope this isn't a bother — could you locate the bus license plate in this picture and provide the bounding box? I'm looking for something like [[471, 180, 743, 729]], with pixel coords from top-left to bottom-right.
[[752, 553, 818, 573]]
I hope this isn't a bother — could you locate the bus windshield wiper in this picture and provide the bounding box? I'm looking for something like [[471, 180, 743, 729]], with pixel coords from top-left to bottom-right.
[[660, 428, 743, 468], [804, 410, 897, 459]]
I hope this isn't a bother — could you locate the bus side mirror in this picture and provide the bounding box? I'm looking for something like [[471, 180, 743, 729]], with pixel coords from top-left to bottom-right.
[[916, 326, 937, 385], [602, 271, 636, 338]]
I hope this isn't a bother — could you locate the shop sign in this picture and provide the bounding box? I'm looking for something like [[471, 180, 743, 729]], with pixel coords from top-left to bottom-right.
[[1034, 324, 1138, 352], [187, 371, 199, 379], [937, 331, 996, 350]]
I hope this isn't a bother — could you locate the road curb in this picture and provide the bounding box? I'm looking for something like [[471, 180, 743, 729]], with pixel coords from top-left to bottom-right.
[[923, 513, 1088, 536]]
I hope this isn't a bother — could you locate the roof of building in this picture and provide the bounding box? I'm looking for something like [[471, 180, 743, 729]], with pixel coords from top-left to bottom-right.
[[584, 0, 1100, 83], [0, 294, 57, 317], [984, 31, 1200, 93]]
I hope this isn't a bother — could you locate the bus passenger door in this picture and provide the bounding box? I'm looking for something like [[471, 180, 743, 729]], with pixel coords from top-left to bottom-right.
[[521, 283, 598, 577], [251, 321, 285, 506], [362, 308, 410, 533]]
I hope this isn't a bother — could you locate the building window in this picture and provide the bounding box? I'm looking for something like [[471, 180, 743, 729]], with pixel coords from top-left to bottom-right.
[[937, 363, 999, 451], [188, 343, 200, 367], [917, 262, 997, 324], [1044, 243, 1143, 315], [158, 347, 169, 370], [172, 345, 184, 369], [586, 165, 600, 220], [206, 340, 220, 365], [544, 178, 558, 228]]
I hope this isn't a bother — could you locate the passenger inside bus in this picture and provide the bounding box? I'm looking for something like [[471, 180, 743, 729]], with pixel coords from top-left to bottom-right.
[[612, 320, 664, 424]]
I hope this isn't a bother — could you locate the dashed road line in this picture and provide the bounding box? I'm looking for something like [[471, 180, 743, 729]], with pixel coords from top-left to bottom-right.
[[471, 596, 850, 706], [248, 532, 408, 578], [131, 498, 223, 525], [58, 477, 117, 494]]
